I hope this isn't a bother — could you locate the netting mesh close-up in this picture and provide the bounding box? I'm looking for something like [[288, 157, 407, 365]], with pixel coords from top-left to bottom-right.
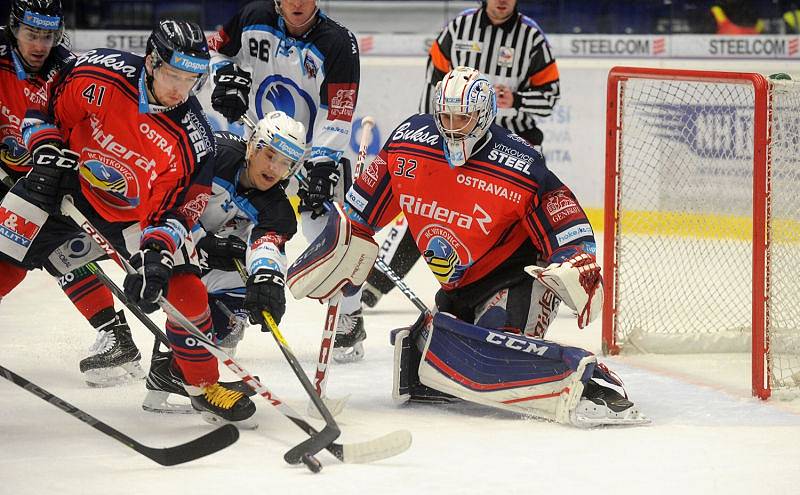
[[612, 75, 800, 394]]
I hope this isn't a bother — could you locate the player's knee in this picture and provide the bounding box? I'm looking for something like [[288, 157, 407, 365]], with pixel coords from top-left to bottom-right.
[[166, 273, 208, 316], [0, 261, 27, 296]]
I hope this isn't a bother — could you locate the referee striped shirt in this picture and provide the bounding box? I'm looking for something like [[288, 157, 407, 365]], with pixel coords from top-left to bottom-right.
[[420, 6, 560, 145]]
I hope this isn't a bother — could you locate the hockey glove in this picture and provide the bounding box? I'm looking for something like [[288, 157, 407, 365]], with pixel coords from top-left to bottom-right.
[[197, 234, 247, 271], [525, 247, 602, 329], [211, 63, 252, 123], [244, 268, 286, 326], [298, 160, 339, 219], [124, 241, 174, 313], [26, 143, 80, 212]]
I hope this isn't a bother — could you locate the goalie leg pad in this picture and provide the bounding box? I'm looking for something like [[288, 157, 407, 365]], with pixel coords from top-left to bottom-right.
[[418, 312, 596, 423], [288, 202, 378, 300], [391, 312, 459, 404]]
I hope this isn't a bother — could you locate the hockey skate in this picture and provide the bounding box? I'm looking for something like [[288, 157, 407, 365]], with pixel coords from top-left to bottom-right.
[[190, 382, 257, 429], [217, 315, 246, 357], [570, 380, 651, 428], [360, 282, 383, 308], [80, 311, 146, 387], [142, 347, 258, 414], [333, 309, 366, 363]]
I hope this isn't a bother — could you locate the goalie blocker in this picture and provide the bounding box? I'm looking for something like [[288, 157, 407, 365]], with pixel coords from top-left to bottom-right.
[[391, 312, 650, 427], [287, 202, 378, 301]]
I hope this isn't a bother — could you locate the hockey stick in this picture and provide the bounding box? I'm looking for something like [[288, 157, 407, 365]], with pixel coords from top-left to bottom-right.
[[86, 264, 170, 347], [348, 116, 429, 314], [60, 196, 411, 464], [0, 364, 238, 466], [0, 167, 15, 188], [232, 258, 347, 418], [355, 116, 375, 177]]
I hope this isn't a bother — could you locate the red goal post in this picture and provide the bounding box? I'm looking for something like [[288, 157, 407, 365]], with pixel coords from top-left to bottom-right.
[[602, 66, 800, 400]]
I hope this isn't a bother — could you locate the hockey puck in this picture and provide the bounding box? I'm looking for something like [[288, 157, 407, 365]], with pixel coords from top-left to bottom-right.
[[301, 453, 322, 473]]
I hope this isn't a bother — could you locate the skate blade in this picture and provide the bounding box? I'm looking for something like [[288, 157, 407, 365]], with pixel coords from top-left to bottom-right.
[[571, 404, 652, 428], [84, 362, 146, 388], [141, 390, 197, 414], [199, 411, 258, 430], [332, 342, 365, 363], [307, 394, 350, 419]]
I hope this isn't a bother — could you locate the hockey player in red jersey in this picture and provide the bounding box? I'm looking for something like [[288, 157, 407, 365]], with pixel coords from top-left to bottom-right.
[[292, 67, 647, 426], [0, 0, 144, 387], [0, 20, 256, 425]]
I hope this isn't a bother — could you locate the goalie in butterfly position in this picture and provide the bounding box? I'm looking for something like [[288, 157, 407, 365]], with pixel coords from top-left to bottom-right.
[[287, 66, 648, 427]]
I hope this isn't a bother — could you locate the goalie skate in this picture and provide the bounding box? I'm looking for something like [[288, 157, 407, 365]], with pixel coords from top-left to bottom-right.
[[80, 311, 146, 388], [570, 380, 651, 428], [333, 309, 366, 363]]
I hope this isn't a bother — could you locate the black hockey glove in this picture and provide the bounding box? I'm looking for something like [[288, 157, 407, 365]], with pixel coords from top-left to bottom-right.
[[25, 143, 79, 212], [211, 63, 252, 123], [197, 234, 246, 271], [244, 268, 286, 326], [298, 160, 339, 219], [124, 241, 174, 313]]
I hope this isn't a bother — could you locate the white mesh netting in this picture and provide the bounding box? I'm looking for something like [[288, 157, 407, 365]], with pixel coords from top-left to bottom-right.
[[612, 74, 800, 395]]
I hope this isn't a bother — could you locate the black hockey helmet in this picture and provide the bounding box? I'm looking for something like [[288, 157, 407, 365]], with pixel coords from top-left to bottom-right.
[[8, 0, 64, 44], [146, 19, 210, 92]]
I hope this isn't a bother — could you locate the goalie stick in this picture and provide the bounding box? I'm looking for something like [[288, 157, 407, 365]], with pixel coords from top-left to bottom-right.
[[0, 364, 238, 466], [60, 196, 411, 464]]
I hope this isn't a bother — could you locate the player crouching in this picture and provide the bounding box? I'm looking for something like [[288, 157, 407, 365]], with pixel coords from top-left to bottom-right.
[[289, 66, 649, 427], [143, 112, 304, 421]]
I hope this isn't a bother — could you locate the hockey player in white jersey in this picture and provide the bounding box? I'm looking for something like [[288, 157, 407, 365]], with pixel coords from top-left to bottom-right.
[[207, 0, 366, 362], [143, 111, 304, 413]]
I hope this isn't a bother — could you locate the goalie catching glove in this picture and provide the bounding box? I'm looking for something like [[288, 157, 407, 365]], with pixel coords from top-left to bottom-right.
[[525, 245, 602, 329]]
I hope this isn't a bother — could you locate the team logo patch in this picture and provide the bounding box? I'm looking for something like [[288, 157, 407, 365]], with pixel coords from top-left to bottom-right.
[[497, 46, 515, 67], [327, 83, 357, 122], [0, 206, 41, 248], [0, 133, 30, 169], [303, 53, 318, 78], [80, 150, 140, 209], [543, 188, 580, 225], [417, 225, 472, 287]]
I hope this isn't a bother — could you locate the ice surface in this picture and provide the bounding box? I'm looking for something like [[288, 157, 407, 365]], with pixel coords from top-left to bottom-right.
[[1, 237, 799, 494]]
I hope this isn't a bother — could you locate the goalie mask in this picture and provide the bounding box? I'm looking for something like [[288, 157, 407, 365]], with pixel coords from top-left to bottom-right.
[[246, 111, 308, 184], [145, 20, 210, 99], [433, 66, 497, 167]]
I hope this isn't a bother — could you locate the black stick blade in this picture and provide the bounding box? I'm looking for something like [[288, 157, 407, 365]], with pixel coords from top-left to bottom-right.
[[139, 424, 240, 466]]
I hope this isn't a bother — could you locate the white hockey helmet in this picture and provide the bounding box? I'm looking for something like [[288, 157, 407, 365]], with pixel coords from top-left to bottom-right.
[[433, 66, 497, 167], [246, 111, 308, 180]]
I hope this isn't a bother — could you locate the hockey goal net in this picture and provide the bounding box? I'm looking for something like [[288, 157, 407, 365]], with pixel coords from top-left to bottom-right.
[[603, 66, 800, 399]]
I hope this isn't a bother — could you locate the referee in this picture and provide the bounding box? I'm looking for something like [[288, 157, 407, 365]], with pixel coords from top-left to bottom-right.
[[420, 0, 560, 148], [361, 0, 561, 309]]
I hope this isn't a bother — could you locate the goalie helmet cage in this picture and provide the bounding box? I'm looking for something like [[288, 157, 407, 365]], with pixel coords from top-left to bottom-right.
[[602, 66, 800, 400]]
